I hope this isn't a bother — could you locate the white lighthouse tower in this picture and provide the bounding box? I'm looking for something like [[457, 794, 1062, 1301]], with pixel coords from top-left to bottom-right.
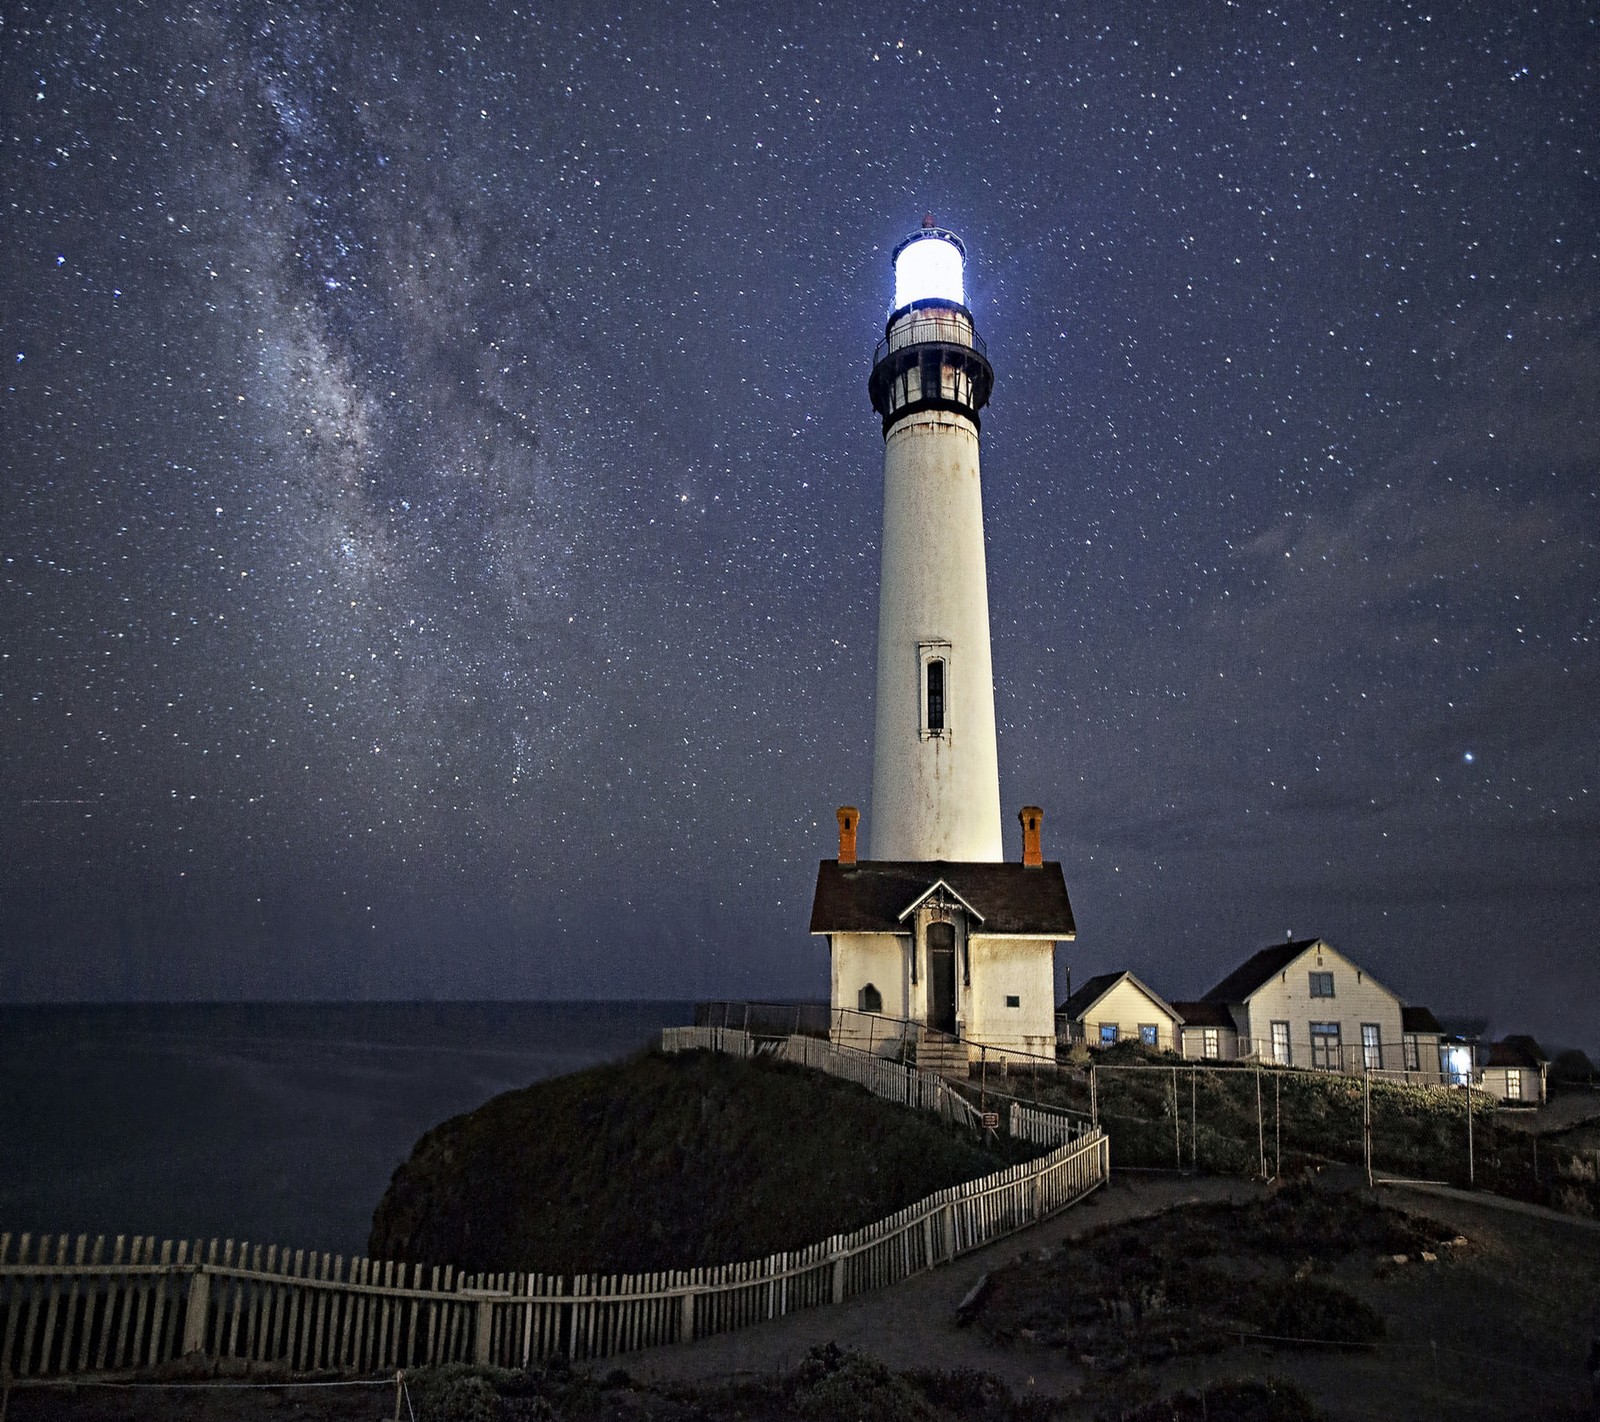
[[867, 218, 1002, 861], [810, 219, 1076, 1069]]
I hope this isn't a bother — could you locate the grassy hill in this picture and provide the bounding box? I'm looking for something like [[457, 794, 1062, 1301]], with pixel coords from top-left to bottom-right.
[[368, 1048, 1033, 1276]]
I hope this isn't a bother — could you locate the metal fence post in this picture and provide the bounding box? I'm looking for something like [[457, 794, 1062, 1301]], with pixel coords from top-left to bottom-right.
[[1363, 1068, 1373, 1188], [1256, 1069, 1266, 1180], [1172, 1067, 1181, 1168]]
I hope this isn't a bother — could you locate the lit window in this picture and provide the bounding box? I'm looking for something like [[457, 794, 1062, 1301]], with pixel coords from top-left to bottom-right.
[[1309, 972, 1335, 998], [1099, 1023, 1118, 1046], [1271, 1021, 1290, 1066], [1140, 1024, 1158, 1047], [1361, 1024, 1382, 1072], [1403, 1034, 1420, 1072], [1202, 1028, 1219, 1059], [859, 983, 882, 1013], [1504, 1071, 1521, 1101]]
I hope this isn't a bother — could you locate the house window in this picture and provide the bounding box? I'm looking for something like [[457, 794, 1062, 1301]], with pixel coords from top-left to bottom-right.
[[1505, 1071, 1521, 1101], [1441, 1042, 1472, 1087], [1310, 1021, 1342, 1071], [858, 983, 882, 1013], [926, 658, 946, 733], [1362, 1024, 1382, 1072], [1005, 994, 1021, 1008], [1202, 1028, 1219, 1059], [1270, 1020, 1291, 1066], [1309, 972, 1335, 998], [1403, 1034, 1421, 1072], [1139, 1024, 1158, 1047], [1099, 1023, 1118, 1046]]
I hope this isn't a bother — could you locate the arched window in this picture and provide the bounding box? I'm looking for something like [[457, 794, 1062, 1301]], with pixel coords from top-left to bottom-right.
[[859, 983, 883, 1013]]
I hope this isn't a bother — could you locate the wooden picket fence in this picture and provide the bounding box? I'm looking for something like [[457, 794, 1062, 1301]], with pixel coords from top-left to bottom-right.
[[663, 1024, 1094, 1144], [1, 1038, 1107, 1381]]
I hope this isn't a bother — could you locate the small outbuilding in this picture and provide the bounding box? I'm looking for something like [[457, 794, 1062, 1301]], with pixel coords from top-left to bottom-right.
[[1480, 1035, 1549, 1104], [1400, 1005, 1447, 1084], [1170, 1000, 1244, 1062], [1057, 970, 1182, 1052]]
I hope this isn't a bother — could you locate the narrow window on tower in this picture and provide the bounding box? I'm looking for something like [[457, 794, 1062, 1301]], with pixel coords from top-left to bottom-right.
[[917, 641, 952, 740]]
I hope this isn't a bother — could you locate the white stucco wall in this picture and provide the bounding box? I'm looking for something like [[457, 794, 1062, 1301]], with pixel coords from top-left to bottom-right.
[[961, 937, 1056, 1058], [830, 931, 911, 1054], [869, 405, 1003, 862]]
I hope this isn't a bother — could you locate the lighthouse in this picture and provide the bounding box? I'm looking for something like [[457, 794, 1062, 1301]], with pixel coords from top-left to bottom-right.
[[810, 219, 1075, 1069], [867, 219, 1003, 862]]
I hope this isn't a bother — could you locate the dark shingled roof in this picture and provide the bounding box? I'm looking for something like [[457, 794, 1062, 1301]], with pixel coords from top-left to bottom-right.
[[1401, 1005, 1444, 1034], [1486, 1034, 1547, 1069], [810, 859, 1075, 937], [1170, 1000, 1237, 1029], [1201, 939, 1323, 1003], [1058, 972, 1121, 1019]]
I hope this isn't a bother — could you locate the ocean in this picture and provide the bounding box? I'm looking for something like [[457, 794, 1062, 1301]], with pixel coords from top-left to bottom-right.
[[0, 1001, 690, 1259]]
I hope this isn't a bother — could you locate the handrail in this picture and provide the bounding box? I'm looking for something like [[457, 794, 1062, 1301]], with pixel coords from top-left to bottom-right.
[[872, 316, 988, 365]]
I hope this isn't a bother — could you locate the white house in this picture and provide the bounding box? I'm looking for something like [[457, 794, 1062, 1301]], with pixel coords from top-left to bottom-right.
[[1195, 937, 1442, 1081], [1057, 970, 1182, 1052]]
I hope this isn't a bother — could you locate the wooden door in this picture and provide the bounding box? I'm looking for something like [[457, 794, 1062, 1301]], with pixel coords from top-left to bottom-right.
[[927, 921, 957, 1034]]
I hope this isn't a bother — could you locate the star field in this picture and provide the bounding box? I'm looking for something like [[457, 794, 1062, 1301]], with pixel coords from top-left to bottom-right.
[[2, 2, 1596, 1049]]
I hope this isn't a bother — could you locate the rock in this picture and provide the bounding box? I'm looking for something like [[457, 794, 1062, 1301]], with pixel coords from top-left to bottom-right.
[[955, 1272, 991, 1324]]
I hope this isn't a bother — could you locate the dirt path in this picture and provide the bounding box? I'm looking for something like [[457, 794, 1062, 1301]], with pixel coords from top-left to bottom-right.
[[622, 1170, 1264, 1398]]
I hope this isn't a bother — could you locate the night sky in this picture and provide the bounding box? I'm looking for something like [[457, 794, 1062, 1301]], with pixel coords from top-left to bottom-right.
[[4, 3, 1596, 1050]]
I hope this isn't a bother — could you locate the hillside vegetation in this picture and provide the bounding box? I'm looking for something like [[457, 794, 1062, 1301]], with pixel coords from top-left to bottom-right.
[[368, 1049, 1032, 1276], [1033, 1044, 1600, 1214]]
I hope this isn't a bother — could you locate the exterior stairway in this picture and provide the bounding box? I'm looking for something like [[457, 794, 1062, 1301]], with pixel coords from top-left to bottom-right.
[[912, 1029, 972, 1080]]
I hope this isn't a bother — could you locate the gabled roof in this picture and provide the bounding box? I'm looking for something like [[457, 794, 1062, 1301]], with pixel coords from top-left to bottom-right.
[[1170, 1000, 1238, 1030], [1401, 1005, 1444, 1035], [896, 878, 984, 924], [1486, 1035, 1547, 1069], [810, 860, 1076, 937], [1057, 969, 1179, 1023], [1201, 939, 1324, 1003]]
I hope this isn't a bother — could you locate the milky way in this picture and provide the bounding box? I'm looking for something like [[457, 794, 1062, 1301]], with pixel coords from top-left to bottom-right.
[[3, 3, 1596, 1049]]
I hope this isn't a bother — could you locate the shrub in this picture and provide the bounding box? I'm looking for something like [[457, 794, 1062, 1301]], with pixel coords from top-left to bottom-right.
[[1241, 1277, 1385, 1347], [1106, 1377, 1319, 1422], [407, 1364, 515, 1422], [792, 1343, 935, 1422]]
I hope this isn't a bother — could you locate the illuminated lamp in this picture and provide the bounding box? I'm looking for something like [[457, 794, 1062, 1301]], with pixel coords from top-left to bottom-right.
[[891, 220, 967, 310]]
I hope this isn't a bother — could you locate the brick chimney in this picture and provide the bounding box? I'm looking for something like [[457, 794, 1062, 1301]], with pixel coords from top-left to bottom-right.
[[1019, 805, 1044, 868], [836, 806, 860, 868]]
